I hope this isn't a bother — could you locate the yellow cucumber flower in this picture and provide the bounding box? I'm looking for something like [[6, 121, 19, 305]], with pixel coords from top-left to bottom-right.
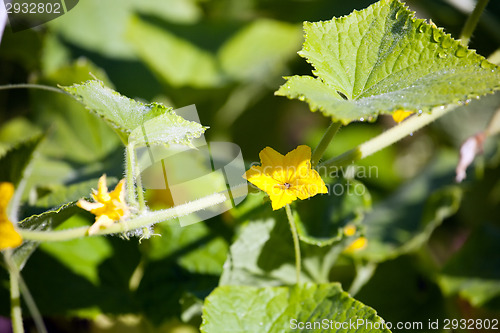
[[244, 145, 328, 210], [77, 175, 129, 235], [392, 110, 414, 123], [0, 182, 23, 251]]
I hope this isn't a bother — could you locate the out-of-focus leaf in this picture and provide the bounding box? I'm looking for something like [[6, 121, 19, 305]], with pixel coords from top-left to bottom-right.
[[38, 216, 113, 284], [352, 151, 462, 262], [35, 177, 117, 208], [356, 256, 448, 328], [127, 17, 221, 88], [220, 216, 346, 286], [32, 60, 119, 163], [0, 134, 43, 186], [296, 178, 371, 246], [438, 224, 500, 308], [21, 236, 141, 317], [136, 221, 228, 325], [276, 0, 500, 124], [218, 19, 302, 82], [201, 283, 390, 333], [48, 0, 201, 59]]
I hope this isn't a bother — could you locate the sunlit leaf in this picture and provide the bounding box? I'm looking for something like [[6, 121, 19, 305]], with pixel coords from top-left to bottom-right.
[[276, 0, 500, 124]]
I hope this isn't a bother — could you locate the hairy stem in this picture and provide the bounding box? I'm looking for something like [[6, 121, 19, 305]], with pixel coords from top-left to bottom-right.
[[311, 122, 342, 168], [285, 204, 301, 284], [319, 105, 454, 170], [4, 252, 23, 333], [125, 144, 138, 208], [460, 0, 490, 46], [19, 192, 227, 242]]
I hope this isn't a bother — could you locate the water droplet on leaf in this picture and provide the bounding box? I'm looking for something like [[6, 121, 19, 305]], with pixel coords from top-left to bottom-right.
[[438, 51, 446, 58], [432, 29, 441, 42], [481, 59, 495, 69], [456, 48, 467, 58], [442, 37, 452, 48]]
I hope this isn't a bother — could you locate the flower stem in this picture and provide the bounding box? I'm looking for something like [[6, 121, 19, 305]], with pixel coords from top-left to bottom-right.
[[285, 204, 301, 284], [460, 0, 490, 46], [319, 105, 454, 170], [18, 192, 227, 242], [311, 122, 342, 168], [125, 144, 138, 208], [4, 252, 24, 333]]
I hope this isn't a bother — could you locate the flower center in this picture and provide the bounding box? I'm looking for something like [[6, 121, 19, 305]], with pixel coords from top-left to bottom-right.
[[283, 182, 292, 189]]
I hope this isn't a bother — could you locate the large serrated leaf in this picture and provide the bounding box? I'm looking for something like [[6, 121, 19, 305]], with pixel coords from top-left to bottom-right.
[[201, 283, 391, 333], [276, 0, 500, 124]]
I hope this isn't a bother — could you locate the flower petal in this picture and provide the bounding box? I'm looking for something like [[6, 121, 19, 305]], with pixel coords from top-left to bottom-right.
[[0, 218, 23, 250], [284, 145, 312, 181], [0, 182, 14, 216], [109, 179, 126, 201], [268, 189, 296, 210], [293, 169, 328, 200], [88, 215, 115, 235], [245, 166, 282, 193], [96, 174, 111, 202], [392, 110, 413, 123], [258, 147, 288, 182]]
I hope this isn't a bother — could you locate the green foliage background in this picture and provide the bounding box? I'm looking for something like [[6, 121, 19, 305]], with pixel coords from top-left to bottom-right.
[[1, 0, 500, 332]]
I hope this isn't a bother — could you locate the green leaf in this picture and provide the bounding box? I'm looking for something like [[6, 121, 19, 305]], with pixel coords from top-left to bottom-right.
[[128, 112, 206, 147], [126, 17, 221, 88], [352, 151, 462, 262], [276, 0, 500, 124], [61, 80, 202, 144], [218, 19, 302, 82], [19, 201, 80, 230], [0, 134, 43, 186], [201, 283, 390, 333], [437, 224, 500, 307], [296, 178, 371, 246]]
